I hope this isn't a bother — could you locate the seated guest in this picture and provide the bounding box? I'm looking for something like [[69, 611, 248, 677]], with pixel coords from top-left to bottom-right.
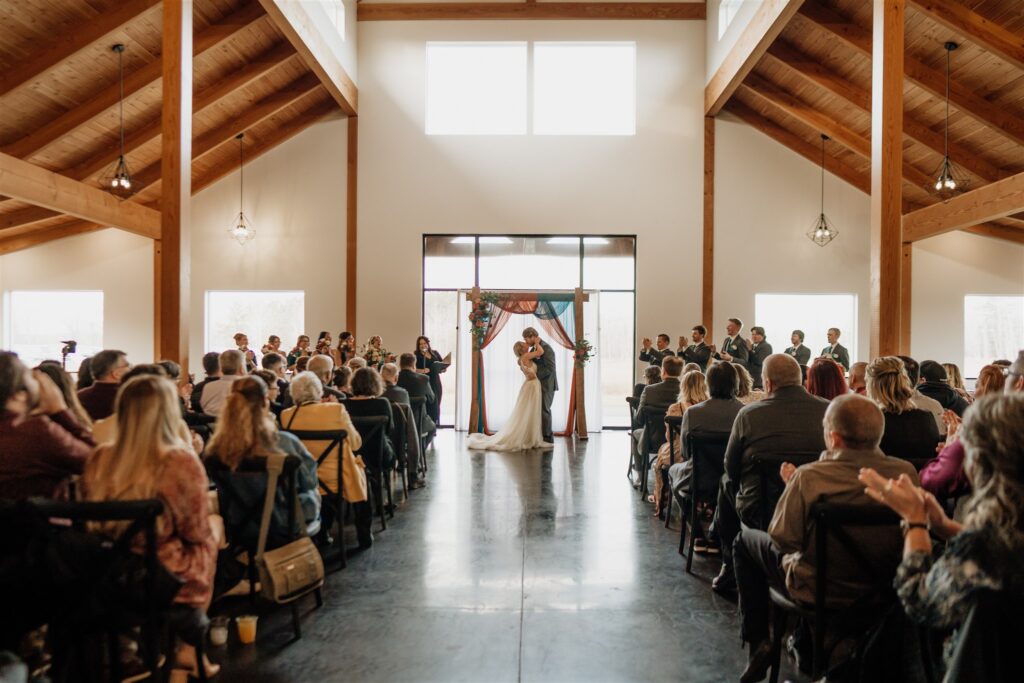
[[345, 368, 398, 503], [252, 369, 284, 420], [36, 361, 92, 429], [397, 353, 437, 441], [281, 372, 372, 548], [899, 355, 945, 435], [734, 364, 764, 405], [806, 357, 848, 401], [76, 348, 130, 420], [784, 330, 811, 366], [81, 374, 218, 677], [380, 363, 410, 406], [347, 356, 368, 372], [200, 349, 246, 417], [93, 364, 201, 447], [735, 394, 918, 681], [747, 326, 772, 390], [639, 333, 675, 367], [307, 354, 346, 402], [1003, 352, 1024, 392], [76, 356, 94, 391], [633, 365, 662, 400], [157, 359, 214, 433], [918, 361, 969, 416], [860, 392, 1024, 678], [190, 351, 221, 413], [651, 370, 709, 516], [683, 363, 703, 376], [942, 362, 972, 404], [866, 357, 941, 462], [295, 355, 311, 375], [633, 356, 684, 471], [973, 364, 1005, 398], [261, 351, 292, 408], [713, 354, 828, 594], [204, 376, 321, 546], [287, 335, 312, 369], [678, 325, 712, 370], [0, 353, 94, 500], [848, 361, 868, 395], [334, 365, 353, 396]]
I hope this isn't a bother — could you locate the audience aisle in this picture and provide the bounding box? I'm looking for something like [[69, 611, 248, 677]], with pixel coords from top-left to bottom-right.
[[217, 431, 786, 682]]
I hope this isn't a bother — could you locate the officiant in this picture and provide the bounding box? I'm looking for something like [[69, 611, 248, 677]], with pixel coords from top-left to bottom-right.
[[415, 335, 447, 424]]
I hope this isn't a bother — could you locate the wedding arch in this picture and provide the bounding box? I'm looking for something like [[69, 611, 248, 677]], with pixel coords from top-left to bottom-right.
[[465, 287, 591, 439]]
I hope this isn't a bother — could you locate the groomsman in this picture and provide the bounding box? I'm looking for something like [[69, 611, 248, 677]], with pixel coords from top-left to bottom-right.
[[639, 334, 676, 367], [747, 326, 772, 389], [678, 325, 712, 370], [784, 330, 811, 366], [820, 327, 851, 371], [712, 318, 749, 368]]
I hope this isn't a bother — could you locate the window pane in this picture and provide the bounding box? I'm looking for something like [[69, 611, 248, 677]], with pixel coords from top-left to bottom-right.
[[478, 236, 580, 289], [205, 291, 305, 355], [754, 294, 858, 363], [423, 290, 461, 426], [424, 236, 476, 289], [533, 43, 636, 136], [426, 42, 527, 135], [964, 295, 1024, 377], [597, 291, 634, 427], [583, 237, 635, 290], [6, 291, 103, 369]]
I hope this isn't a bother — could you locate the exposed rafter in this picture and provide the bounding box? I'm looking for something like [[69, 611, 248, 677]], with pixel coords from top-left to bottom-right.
[[963, 222, 1024, 245], [907, 0, 1024, 72], [0, 218, 106, 256], [0, 0, 161, 97], [357, 2, 706, 21], [903, 170, 1024, 242]]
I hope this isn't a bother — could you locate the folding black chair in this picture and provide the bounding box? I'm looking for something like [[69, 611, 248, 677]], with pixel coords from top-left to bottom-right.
[[626, 396, 641, 480], [767, 499, 901, 682], [662, 415, 683, 528], [752, 451, 821, 531], [281, 428, 349, 569], [351, 414, 391, 531], [409, 395, 430, 464], [676, 431, 730, 573], [638, 407, 668, 499]]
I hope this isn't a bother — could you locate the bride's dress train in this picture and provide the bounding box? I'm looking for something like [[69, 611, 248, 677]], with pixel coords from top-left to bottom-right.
[[466, 360, 553, 451]]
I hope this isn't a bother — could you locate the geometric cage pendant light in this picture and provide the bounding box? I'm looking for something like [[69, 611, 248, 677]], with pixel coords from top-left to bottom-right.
[[101, 44, 135, 198], [806, 134, 839, 247], [929, 41, 970, 200], [229, 133, 255, 245]]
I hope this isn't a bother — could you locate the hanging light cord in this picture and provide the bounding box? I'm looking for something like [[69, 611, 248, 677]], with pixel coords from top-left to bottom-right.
[[819, 136, 825, 214], [944, 46, 950, 159], [118, 47, 126, 161], [238, 135, 244, 215]]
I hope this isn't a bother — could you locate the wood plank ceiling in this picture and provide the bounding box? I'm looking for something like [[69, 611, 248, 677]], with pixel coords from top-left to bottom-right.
[[723, 0, 1024, 244], [0, 0, 344, 251]]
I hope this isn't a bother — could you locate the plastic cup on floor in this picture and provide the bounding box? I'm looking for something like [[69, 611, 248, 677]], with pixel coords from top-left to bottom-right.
[[236, 615, 258, 644], [209, 616, 230, 646]]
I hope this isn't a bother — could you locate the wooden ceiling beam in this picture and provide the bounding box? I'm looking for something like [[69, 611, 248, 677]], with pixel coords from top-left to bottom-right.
[[1, 2, 266, 161], [705, 0, 804, 115], [962, 222, 1024, 246], [797, 2, 1024, 149], [0, 219, 107, 256], [0, 152, 160, 239], [357, 2, 706, 21], [0, 0, 161, 97], [907, 0, 1024, 72], [903, 170, 1024, 241], [763, 40, 1007, 183], [0, 205, 62, 231], [258, 0, 357, 115]]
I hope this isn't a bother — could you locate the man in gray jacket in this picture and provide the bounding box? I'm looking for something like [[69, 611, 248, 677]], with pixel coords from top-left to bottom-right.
[[632, 356, 684, 476]]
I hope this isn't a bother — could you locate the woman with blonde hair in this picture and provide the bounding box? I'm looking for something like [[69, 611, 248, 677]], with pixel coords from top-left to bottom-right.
[[650, 370, 710, 516], [734, 363, 764, 405], [35, 361, 92, 429], [942, 362, 972, 403], [81, 374, 218, 676], [867, 356, 940, 461]]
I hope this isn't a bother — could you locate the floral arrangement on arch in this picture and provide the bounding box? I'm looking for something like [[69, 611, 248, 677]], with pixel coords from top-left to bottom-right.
[[468, 292, 501, 350], [573, 338, 595, 368]]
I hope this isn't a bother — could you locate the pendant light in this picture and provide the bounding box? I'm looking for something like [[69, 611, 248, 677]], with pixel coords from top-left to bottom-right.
[[929, 42, 969, 199], [807, 134, 839, 247], [101, 44, 134, 198], [229, 133, 255, 245]]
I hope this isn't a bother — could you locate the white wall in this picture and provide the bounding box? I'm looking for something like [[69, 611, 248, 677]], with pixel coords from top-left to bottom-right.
[[357, 19, 706, 351], [706, 0, 762, 83]]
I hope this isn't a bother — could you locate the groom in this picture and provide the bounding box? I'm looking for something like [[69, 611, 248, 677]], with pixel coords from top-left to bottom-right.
[[523, 327, 557, 441]]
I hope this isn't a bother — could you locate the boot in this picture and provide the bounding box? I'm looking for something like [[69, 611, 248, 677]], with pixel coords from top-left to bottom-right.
[[354, 501, 374, 549]]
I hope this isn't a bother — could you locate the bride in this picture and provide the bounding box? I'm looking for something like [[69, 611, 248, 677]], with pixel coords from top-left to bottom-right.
[[466, 341, 554, 451]]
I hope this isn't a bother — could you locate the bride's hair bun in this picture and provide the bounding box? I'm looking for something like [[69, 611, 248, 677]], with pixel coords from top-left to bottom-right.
[[513, 341, 527, 357]]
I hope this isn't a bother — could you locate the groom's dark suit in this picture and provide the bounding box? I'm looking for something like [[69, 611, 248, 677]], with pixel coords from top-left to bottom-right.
[[533, 340, 558, 441]]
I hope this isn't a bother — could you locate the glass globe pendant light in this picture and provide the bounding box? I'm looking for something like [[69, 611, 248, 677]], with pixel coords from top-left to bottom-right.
[[229, 133, 255, 245], [807, 134, 839, 247]]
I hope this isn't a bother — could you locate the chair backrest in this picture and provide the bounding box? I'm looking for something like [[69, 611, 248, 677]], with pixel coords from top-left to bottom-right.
[[626, 396, 640, 428], [283, 428, 347, 492], [944, 589, 1024, 683], [753, 450, 822, 530], [350, 415, 389, 471], [642, 408, 669, 452], [408, 395, 428, 432], [207, 454, 303, 550], [686, 431, 730, 499]]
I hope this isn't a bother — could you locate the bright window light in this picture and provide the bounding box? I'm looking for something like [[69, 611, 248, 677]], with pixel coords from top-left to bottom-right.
[[754, 293, 858, 362], [964, 295, 1024, 377], [718, 0, 743, 40], [5, 290, 103, 369], [533, 42, 636, 136], [325, 0, 345, 40], [426, 42, 527, 135], [205, 291, 305, 355]]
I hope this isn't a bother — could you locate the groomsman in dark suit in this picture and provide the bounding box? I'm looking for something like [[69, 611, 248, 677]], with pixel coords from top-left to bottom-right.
[[678, 325, 712, 370], [820, 327, 851, 371], [784, 330, 811, 366], [712, 318, 749, 369], [747, 326, 772, 389], [639, 333, 676, 367]]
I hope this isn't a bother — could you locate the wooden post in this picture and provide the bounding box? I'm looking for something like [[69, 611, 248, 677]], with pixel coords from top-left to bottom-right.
[[869, 0, 904, 358], [702, 116, 715, 334], [155, 0, 192, 367], [467, 287, 481, 433], [900, 242, 913, 355], [346, 116, 358, 335], [573, 288, 588, 439]]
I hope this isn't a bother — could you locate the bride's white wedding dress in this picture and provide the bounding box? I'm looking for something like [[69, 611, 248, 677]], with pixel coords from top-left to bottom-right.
[[466, 358, 554, 451]]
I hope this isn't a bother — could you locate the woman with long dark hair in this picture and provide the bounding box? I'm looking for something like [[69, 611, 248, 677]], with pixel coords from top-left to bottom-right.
[[333, 331, 356, 368], [414, 335, 445, 424]]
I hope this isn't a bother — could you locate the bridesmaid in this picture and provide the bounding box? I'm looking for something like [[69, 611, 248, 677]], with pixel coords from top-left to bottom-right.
[[333, 331, 356, 368], [415, 335, 444, 424]]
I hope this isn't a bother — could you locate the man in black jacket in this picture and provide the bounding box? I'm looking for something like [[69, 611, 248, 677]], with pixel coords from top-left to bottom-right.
[[639, 333, 675, 367], [397, 353, 437, 441], [918, 361, 969, 416], [678, 325, 712, 370], [190, 351, 221, 413], [748, 326, 773, 390]]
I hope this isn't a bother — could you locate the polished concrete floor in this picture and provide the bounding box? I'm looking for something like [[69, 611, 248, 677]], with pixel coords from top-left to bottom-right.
[[215, 431, 795, 682]]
